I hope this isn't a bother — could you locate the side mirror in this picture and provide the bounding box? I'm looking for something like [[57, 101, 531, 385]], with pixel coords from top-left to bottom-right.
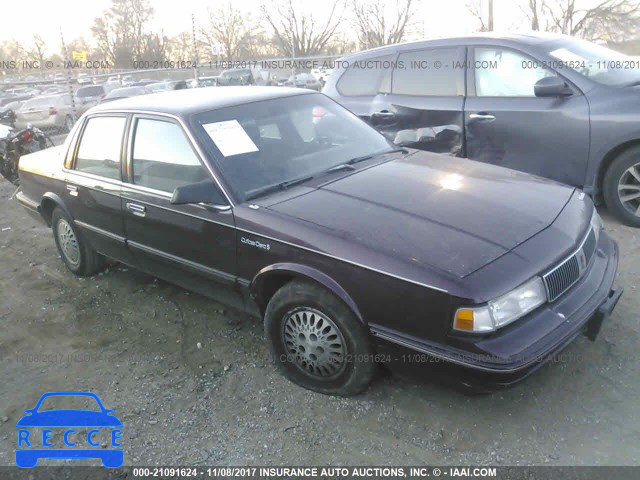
[[171, 181, 228, 207], [535, 76, 573, 97]]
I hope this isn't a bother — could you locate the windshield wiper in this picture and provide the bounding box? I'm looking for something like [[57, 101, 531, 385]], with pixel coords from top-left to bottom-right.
[[322, 148, 408, 175], [245, 175, 315, 201]]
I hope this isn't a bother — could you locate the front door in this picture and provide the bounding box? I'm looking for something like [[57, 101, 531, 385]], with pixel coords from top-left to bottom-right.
[[120, 114, 239, 303], [368, 46, 467, 156], [464, 46, 590, 187]]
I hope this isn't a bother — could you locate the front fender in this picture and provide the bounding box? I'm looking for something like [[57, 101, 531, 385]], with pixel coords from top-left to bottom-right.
[[251, 263, 365, 325]]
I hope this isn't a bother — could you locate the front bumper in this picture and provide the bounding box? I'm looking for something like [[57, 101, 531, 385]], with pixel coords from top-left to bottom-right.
[[372, 230, 622, 390]]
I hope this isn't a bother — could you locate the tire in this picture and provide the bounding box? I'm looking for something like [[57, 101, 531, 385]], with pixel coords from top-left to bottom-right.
[[264, 280, 375, 396], [62, 115, 74, 133], [603, 146, 640, 227], [51, 207, 105, 276]]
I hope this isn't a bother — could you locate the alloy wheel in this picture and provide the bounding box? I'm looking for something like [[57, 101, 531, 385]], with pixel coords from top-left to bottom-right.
[[56, 219, 80, 266], [282, 307, 346, 379], [618, 161, 640, 217]]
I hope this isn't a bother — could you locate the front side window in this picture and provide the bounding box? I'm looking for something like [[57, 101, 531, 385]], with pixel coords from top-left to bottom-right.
[[131, 118, 209, 192], [74, 116, 126, 179], [336, 54, 394, 96], [474, 47, 554, 97], [393, 48, 461, 96]]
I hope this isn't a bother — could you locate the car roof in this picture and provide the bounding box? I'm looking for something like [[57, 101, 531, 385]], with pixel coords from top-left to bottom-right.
[[91, 86, 315, 116], [340, 31, 573, 59]]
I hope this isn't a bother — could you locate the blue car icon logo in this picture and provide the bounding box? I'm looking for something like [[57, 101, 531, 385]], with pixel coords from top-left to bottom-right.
[[15, 391, 123, 468]]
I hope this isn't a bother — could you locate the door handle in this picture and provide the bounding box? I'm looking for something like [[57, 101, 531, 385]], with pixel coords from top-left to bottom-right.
[[469, 113, 496, 121], [371, 111, 396, 119], [66, 185, 78, 197], [126, 202, 146, 217]]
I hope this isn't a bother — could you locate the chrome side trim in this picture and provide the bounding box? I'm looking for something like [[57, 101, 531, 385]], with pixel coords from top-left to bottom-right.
[[236, 227, 449, 294], [127, 240, 236, 284], [74, 220, 126, 243], [369, 327, 526, 373], [16, 191, 40, 210]]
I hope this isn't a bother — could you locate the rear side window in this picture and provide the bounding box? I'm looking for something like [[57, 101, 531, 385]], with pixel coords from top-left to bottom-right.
[[336, 54, 394, 96], [74, 116, 126, 179], [393, 48, 461, 96], [131, 118, 209, 192]]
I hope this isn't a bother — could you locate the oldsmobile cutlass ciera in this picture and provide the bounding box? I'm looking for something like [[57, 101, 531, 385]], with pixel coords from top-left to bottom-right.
[[16, 87, 622, 395]]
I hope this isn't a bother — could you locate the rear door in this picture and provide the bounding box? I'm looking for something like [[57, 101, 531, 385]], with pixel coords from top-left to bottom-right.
[[120, 114, 240, 302], [368, 46, 467, 155], [464, 46, 590, 186], [63, 114, 135, 264]]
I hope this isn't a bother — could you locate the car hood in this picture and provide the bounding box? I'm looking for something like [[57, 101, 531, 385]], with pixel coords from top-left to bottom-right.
[[266, 151, 575, 278], [16, 410, 123, 427]]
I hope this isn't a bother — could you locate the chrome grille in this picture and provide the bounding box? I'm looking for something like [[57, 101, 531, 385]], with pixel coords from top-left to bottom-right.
[[543, 226, 598, 302]]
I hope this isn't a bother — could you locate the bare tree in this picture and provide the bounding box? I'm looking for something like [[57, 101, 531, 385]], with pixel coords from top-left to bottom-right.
[[200, 3, 260, 59], [521, 0, 640, 41], [351, 0, 416, 49], [91, 0, 155, 67], [28, 35, 47, 64], [467, 0, 489, 32], [261, 0, 345, 57]]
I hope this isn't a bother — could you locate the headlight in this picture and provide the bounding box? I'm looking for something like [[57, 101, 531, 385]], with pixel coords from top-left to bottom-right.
[[453, 277, 547, 333]]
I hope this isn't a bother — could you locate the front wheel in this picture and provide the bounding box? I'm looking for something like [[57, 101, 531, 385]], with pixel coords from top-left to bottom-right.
[[51, 207, 105, 276], [264, 280, 376, 396], [603, 146, 640, 227]]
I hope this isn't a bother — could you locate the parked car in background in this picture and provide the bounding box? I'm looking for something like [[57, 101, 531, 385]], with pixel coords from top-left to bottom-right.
[[75, 85, 107, 110], [16, 87, 621, 396], [284, 73, 322, 91], [121, 75, 135, 86], [53, 73, 66, 84], [100, 86, 150, 103], [324, 32, 640, 226], [15, 94, 76, 132], [106, 76, 121, 89], [77, 73, 91, 85], [40, 85, 68, 96], [146, 81, 174, 93], [216, 68, 268, 86], [132, 79, 156, 87], [198, 76, 219, 87], [311, 68, 334, 86]]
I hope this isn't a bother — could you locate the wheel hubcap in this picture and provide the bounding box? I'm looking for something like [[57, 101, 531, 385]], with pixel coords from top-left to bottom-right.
[[282, 307, 346, 378], [57, 219, 80, 265], [618, 162, 640, 217]]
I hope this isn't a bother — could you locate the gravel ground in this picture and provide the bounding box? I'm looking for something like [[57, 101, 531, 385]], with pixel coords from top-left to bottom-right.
[[0, 173, 638, 468]]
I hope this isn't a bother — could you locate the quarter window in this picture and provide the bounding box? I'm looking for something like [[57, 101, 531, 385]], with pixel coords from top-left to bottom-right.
[[75, 116, 126, 179], [393, 48, 460, 96], [131, 118, 209, 192], [474, 47, 554, 97]]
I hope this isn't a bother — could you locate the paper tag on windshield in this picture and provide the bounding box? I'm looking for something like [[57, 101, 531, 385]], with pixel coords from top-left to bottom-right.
[[203, 120, 259, 157]]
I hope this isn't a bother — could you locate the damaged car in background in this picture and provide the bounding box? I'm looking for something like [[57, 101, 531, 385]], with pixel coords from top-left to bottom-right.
[[324, 32, 640, 227], [16, 87, 622, 395]]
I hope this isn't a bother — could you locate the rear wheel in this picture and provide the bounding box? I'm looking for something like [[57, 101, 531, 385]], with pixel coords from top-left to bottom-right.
[[603, 146, 640, 227], [264, 280, 375, 396], [52, 207, 105, 276]]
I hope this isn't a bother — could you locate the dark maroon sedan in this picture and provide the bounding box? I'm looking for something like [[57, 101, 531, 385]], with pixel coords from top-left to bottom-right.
[[16, 87, 622, 395]]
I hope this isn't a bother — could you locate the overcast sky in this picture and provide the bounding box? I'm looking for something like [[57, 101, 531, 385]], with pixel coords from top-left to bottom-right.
[[1, 0, 532, 52]]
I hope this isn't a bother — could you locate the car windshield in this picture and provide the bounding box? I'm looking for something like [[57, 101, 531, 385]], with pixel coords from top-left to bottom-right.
[[545, 38, 640, 86], [37, 395, 102, 412], [192, 93, 392, 202]]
